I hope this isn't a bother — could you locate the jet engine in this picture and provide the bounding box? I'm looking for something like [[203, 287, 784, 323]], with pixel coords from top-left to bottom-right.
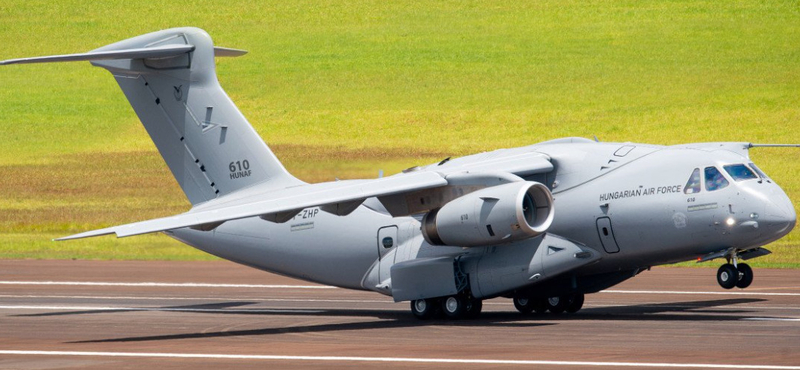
[[421, 181, 554, 247]]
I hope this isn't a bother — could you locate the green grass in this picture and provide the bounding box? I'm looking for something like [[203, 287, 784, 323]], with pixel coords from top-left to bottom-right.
[[0, 233, 215, 261], [0, 0, 798, 266]]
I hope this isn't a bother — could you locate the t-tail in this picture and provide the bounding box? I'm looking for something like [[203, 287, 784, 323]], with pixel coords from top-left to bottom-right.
[[2, 27, 303, 205]]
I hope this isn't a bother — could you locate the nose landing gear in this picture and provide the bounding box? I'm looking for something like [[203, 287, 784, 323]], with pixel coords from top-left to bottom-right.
[[701, 248, 762, 290], [716, 262, 753, 289], [735, 263, 753, 289], [716, 264, 739, 289], [714, 251, 754, 289]]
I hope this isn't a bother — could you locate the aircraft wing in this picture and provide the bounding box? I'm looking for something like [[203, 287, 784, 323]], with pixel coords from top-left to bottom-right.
[[57, 150, 554, 241], [57, 171, 447, 240], [435, 150, 553, 176]]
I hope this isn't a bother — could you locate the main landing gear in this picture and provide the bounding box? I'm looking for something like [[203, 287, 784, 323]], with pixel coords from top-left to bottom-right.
[[513, 294, 584, 315], [410, 294, 483, 320]]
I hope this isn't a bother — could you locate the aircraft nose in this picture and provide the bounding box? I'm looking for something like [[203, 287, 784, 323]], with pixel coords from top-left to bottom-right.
[[761, 189, 796, 237]]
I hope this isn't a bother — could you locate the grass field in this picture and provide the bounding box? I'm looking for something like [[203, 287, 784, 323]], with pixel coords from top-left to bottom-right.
[[0, 1, 798, 266]]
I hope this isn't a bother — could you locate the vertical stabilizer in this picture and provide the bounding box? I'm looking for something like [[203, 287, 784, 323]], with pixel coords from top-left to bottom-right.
[[82, 28, 303, 204]]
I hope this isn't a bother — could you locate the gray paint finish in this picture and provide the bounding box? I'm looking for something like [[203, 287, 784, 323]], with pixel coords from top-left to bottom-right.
[[3, 28, 797, 315]]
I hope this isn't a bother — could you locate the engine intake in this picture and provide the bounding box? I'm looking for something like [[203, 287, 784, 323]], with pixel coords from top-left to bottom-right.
[[422, 181, 554, 247]]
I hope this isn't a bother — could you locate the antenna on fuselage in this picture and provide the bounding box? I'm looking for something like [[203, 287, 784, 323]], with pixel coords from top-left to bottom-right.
[[593, 135, 600, 142]]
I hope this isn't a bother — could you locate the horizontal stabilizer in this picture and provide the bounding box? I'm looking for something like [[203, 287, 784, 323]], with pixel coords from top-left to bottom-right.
[[213, 46, 247, 57], [748, 143, 800, 148], [0, 45, 195, 65]]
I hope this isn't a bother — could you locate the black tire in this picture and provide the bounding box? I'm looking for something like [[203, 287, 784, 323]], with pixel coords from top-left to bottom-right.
[[717, 264, 738, 289], [565, 294, 585, 313], [410, 299, 439, 320], [513, 296, 535, 314], [532, 298, 548, 314], [736, 263, 754, 289], [465, 298, 483, 319], [546, 296, 569, 314], [442, 296, 467, 319]]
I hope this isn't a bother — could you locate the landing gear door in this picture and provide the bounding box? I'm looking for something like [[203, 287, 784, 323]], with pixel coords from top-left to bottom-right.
[[377, 226, 399, 285], [596, 217, 620, 253]]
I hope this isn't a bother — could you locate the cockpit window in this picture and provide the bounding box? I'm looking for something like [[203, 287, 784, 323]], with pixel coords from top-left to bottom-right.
[[748, 163, 769, 180], [705, 167, 729, 191], [684, 168, 701, 194], [723, 164, 757, 181]]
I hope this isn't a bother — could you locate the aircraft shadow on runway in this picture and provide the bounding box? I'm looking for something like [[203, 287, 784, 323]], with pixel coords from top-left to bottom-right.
[[18, 297, 763, 319], [10, 297, 767, 344]]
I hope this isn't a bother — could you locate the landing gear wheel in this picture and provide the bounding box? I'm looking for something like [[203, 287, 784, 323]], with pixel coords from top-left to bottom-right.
[[410, 298, 439, 320], [514, 296, 548, 315], [546, 296, 569, 314], [442, 296, 467, 319], [736, 263, 753, 289], [513, 296, 535, 314], [717, 264, 738, 289], [565, 294, 585, 313], [464, 298, 483, 319], [532, 298, 548, 314]]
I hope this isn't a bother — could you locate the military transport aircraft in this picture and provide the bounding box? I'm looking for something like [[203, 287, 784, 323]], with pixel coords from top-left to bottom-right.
[[3, 28, 797, 319]]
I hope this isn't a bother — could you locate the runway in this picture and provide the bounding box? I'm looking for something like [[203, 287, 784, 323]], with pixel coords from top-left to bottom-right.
[[1, 260, 799, 369]]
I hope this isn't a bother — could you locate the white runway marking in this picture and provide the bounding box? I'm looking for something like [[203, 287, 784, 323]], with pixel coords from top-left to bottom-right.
[[0, 350, 798, 369], [2, 281, 798, 297], [741, 317, 800, 322], [0, 305, 322, 314], [0, 294, 392, 304], [0, 281, 335, 289], [602, 290, 800, 297], [0, 281, 336, 289]]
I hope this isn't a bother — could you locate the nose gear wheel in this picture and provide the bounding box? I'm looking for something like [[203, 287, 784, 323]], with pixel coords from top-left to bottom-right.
[[717, 264, 739, 289]]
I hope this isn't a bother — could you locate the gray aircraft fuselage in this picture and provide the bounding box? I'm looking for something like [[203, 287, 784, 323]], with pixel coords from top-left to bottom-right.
[[4, 27, 795, 317], [169, 139, 796, 297]]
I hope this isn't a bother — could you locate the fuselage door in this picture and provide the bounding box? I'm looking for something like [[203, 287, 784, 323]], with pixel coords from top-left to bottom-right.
[[377, 226, 399, 284], [596, 217, 620, 253]]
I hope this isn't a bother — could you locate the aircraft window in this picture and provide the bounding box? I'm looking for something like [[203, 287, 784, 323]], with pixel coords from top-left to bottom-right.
[[684, 168, 701, 194], [704, 167, 729, 191], [748, 163, 769, 179], [381, 237, 394, 249], [723, 164, 757, 182]]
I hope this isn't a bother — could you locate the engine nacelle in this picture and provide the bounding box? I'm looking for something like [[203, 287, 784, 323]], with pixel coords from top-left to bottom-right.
[[422, 181, 554, 247]]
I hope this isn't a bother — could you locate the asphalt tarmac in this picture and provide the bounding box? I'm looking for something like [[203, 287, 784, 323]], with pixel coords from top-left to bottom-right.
[[1, 259, 799, 369]]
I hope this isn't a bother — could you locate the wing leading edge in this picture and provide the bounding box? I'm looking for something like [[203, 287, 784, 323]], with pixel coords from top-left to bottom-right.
[[57, 171, 448, 240]]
